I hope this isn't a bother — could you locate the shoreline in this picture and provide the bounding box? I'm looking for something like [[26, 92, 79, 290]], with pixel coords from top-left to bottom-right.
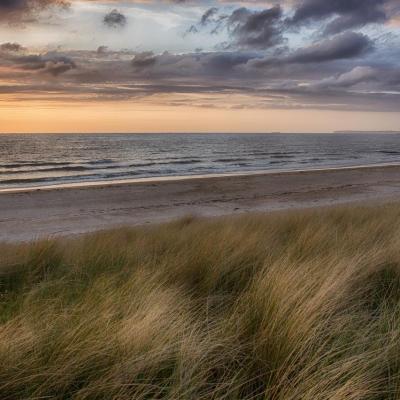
[[1, 162, 400, 194], [1, 163, 400, 242]]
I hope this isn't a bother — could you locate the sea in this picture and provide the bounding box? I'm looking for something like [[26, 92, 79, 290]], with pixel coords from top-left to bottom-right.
[[0, 133, 399, 190]]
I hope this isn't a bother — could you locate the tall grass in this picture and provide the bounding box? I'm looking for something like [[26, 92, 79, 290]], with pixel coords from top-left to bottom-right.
[[1, 204, 400, 399]]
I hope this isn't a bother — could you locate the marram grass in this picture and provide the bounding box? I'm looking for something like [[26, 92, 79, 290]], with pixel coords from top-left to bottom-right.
[[1, 204, 400, 399]]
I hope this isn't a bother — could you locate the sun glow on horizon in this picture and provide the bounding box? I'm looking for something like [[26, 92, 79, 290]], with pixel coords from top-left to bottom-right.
[[1, 99, 400, 134]]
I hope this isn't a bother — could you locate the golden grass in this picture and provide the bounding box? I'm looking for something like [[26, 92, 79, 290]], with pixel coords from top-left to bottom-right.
[[1, 204, 400, 399]]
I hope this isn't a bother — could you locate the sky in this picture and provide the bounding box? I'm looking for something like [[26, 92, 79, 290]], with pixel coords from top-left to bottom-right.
[[0, 0, 399, 133]]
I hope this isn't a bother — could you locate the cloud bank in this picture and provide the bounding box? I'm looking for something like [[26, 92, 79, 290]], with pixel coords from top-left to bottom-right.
[[0, 0, 398, 114]]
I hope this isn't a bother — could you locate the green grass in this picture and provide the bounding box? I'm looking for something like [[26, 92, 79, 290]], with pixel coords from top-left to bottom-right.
[[1, 204, 400, 399]]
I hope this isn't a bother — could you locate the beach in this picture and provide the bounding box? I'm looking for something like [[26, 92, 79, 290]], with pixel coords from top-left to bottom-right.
[[2, 0, 399, 396], [1, 164, 400, 242]]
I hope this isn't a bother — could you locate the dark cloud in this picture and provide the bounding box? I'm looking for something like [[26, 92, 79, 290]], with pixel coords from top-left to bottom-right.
[[0, 0, 69, 22], [40, 58, 76, 76], [131, 52, 157, 70], [189, 6, 284, 50], [186, 7, 227, 36], [1, 50, 76, 76], [252, 32, 373, 68], [313, 66, 378, 89], [227, 6, 283, 49], [205, 52, 256, 70], [201, 7, 219, 26], [129, 50, 257, 78], [287, 32, 373, 63], [97, 46, 108, 54], [0, 42, 25, 52], [289, 0, 389, 34], [0, 46, 399, 112], [0, 1, 398, 113], [103, 9, 127, 28]]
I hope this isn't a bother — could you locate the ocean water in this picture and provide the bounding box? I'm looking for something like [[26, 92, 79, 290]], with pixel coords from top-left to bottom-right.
[[0, 133, 399, 190]]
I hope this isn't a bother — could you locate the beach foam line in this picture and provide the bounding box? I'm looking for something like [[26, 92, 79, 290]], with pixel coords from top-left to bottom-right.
[[1, 162, 400, 194]]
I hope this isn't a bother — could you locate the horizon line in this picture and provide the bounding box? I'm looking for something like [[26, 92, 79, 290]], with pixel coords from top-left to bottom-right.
[[1, 131, 400, 135]]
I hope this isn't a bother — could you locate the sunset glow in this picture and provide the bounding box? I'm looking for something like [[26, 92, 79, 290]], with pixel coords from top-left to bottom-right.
[[0, 0, 399, 132]]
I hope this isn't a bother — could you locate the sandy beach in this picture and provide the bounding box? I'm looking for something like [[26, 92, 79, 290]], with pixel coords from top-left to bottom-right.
[[1, 164, 400, 242]]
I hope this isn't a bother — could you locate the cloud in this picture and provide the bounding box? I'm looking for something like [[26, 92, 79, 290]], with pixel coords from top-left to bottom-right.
[[314, 66, 378, 89], [103, 9, 127, 28], [186, 7, 227, 36], [131, 51, 157, 70], [201, 7, 219, 26], [227, 6, 284, 49], [0, 49, 76, 76], [289, 0, 390, 34], [309, 65, 400, 97], [0, 1, 398, 113], [287, 32, 373, 63], [0, 0, 69, 23], [0, 42, 25, 52], [0, 45, 399, 112], [252, 32, 374, 68], [129, 50, 258, 78], [188, 5, 284, 50], [97, 46, 108, 54], [40, 58, 76, 76]]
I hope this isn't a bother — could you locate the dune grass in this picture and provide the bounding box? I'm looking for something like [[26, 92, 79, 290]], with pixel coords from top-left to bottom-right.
[[1, 204, 400, 399]]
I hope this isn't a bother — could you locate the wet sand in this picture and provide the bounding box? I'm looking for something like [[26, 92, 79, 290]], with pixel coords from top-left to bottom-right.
[[1, 164, 400, 242]]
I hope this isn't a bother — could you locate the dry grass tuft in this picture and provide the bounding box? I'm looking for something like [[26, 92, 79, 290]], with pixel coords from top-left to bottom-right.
[[1, 204, 400, 399]]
